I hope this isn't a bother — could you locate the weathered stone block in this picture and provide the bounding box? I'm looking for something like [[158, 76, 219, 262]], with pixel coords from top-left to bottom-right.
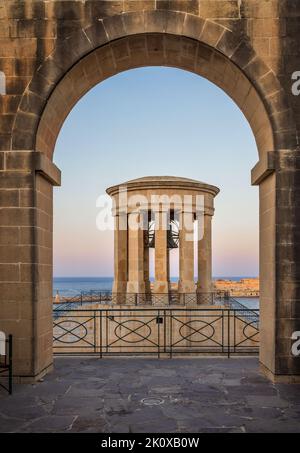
[[103, 14, 126, 40], [0, 263, 20, 282], [157, 0, 199, 15], [84, 21, 108, 47], [0, 188, 19, 207], [5, 150, 34, 170], [182, 13, 205, 39], [200, 20, 225, 47]]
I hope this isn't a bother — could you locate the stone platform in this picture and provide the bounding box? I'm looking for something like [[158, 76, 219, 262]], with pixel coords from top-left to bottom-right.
[[0, 357, 300, 433]]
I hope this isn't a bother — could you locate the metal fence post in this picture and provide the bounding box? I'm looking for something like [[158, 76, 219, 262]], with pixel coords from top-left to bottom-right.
[[227, 310, 231, 358], [8, 334, 12, 395]]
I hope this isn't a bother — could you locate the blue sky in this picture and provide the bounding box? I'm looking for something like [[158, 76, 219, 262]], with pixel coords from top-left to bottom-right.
[[53, 66, 259, 277]]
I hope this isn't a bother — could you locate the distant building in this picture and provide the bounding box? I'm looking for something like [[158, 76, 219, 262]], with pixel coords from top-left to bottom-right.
[[214, 278, 259, 297]]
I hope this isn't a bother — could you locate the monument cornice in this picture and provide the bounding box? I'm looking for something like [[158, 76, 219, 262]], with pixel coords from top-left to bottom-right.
[[106, 176, 220, 198]]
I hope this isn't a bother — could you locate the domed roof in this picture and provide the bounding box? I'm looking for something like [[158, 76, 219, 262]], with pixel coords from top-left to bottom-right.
[[123, 176, 207, 185], [106, 175, 220, 196]]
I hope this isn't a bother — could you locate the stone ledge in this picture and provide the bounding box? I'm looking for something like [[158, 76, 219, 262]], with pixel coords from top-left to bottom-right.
[[34, 152, 61, 186], [252, 149, 300, 185], [251, 151, 276, 185], [0, 152, 61, 187]]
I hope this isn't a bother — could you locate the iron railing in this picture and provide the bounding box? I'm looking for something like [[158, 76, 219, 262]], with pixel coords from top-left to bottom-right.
[[53, 291, 229, 309], [0, 334, 13, 395], [53, 307, 259, 357], [225, 297, 259, 329]]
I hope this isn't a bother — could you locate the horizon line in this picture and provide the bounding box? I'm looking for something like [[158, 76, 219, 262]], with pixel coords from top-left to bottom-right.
[[53, 275, 259, 279]]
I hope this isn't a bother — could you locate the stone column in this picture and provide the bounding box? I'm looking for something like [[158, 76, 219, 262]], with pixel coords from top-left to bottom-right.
[[178, 210, 195, 303], [153, 210, 170, 302], [112, 212, 128, 303], [0, 151, 60, 382], [197, 213, 213, 303], [253, 150, 300, 382], [126, 210, 146, 302]]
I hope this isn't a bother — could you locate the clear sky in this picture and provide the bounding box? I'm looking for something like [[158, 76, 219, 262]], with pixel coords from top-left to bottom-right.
[[53, 66, 259, 278]]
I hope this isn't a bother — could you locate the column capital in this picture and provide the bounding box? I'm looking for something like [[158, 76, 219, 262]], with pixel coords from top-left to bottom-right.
[[196, 207, 214, 217]]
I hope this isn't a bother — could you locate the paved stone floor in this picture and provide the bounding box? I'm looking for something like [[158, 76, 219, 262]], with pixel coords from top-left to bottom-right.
[[0, 357, 300, 433]]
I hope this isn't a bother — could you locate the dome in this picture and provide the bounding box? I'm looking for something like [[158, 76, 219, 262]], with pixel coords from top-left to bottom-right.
[[106, 175, 220, 197]]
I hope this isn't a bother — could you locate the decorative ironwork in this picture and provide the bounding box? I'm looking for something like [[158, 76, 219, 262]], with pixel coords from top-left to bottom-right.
[[242, 322, 260, 343], [53, 290, 229, 308], [226, 298, 259, 328], [113, 319, 152, 344], [178, 320, 216, 343], [53, 308, 259, 357], [53, 315, 95, 350], [53, 320, 88, 344]]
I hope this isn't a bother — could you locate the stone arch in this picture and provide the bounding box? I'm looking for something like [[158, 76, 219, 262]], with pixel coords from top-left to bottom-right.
[[11, 10, 297, 156], [4, 9, 300, 383]]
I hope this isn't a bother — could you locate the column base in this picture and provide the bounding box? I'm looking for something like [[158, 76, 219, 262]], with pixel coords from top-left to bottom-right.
[[196, 289, 214, 305], [197, 283, 213, 292], [152, 280, 170, 293], [260, 362, 300, 383], [112, 281, 127, 293], [126, 281, 146, 305], [126, 281, 146, 293], [112, 281, 127, 304], [152, 281, 170, 305], [145, 280, 151, 294], [178, 281, 196, 305], [178, 280, 196, 293]]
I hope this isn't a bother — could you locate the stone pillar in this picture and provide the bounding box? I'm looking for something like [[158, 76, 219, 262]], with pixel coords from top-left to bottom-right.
[[0, 151, 60, 382], [153, 210, 169, 299], [253, 150, 300, 382], [178, 210, 195, 303], [126, 210, 146, 300], [112, 213, 128, 303], [197, 213, 213, 303]]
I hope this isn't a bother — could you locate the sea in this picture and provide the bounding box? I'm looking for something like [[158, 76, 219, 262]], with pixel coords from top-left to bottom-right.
[[53, 276, 259, 309]]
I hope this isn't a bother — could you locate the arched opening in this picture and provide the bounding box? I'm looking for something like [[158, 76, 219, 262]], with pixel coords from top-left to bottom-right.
[[52, 66, 258, 303], [33, 33, 274, 371]]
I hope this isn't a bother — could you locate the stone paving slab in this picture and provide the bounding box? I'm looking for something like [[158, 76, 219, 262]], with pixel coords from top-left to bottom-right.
[[0, 357, 300, 433]]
